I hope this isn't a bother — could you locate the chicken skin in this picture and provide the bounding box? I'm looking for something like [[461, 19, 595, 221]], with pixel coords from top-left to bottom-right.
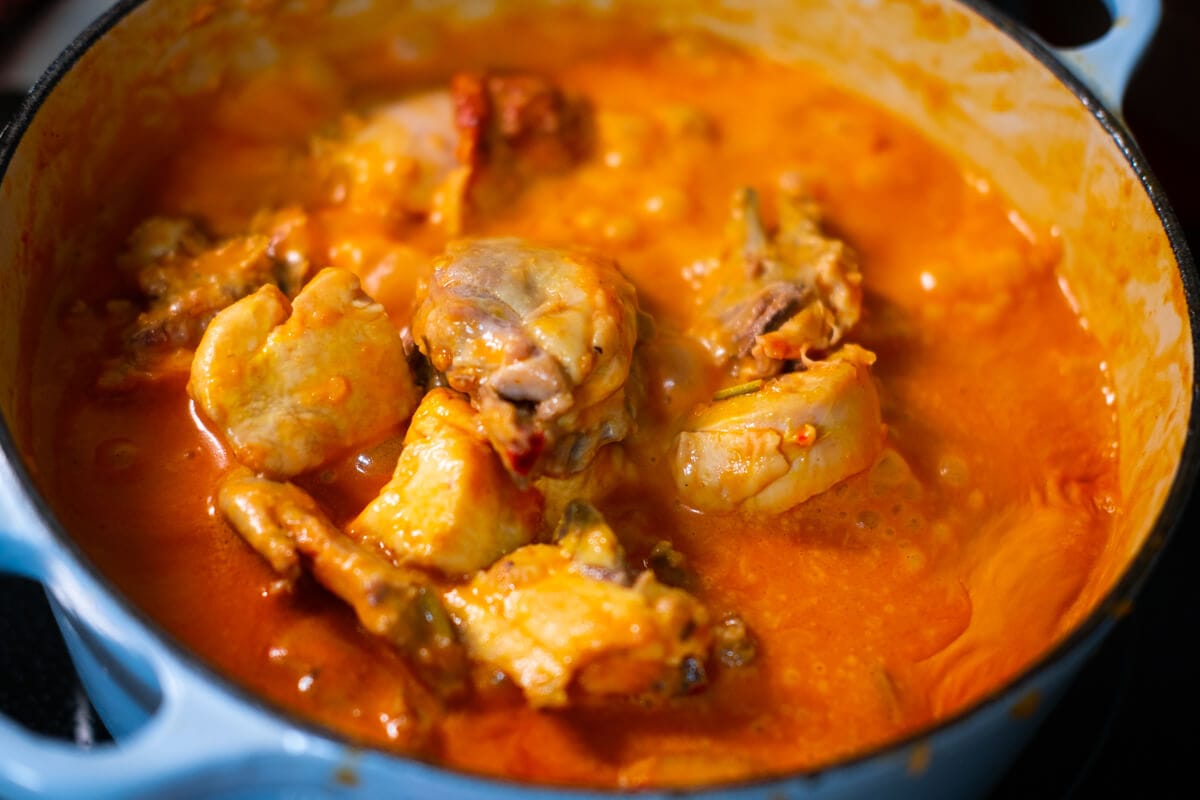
[[673, 345, 885, 513], [99, 217, 283, 390], [444, 501, 712, 707], [190, 267, 419, 477], [412, 238, 640, 480], [217, 467, 464, 685]]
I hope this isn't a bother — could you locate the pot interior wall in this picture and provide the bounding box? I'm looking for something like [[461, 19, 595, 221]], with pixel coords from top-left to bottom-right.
[[0, 0, 1190, 646]]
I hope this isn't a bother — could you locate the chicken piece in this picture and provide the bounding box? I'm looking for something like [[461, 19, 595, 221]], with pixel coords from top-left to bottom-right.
[[317, 90, 459, 222], [452, 71, 588, 175], [693, 183, 863, 379], [534, 443, 636, 534], [190, 268, 419, 478], [444, 501, 712, 707], [673, 345, 885, 513], [350, 389, 542, 577], [99, 217, 284, 390], [249, 205, 316, 295], [316, 73, 587, 235], [217, 467, 465, 687], [412, 238, 640, 480], [447, 71, 589, 230]]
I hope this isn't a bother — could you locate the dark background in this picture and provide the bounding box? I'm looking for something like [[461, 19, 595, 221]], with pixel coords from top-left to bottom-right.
[[2, 0, 1198, 796]]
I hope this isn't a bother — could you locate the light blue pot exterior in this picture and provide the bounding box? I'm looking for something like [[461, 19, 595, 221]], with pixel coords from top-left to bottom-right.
[[0, 0, 1189, 797]]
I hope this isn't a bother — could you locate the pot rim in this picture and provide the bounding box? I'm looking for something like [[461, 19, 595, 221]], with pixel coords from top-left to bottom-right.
[[0, 0, 1196, 793]]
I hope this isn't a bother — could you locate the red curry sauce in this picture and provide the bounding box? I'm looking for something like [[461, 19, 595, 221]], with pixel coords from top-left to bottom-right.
[[30, 32, 1117, 788]]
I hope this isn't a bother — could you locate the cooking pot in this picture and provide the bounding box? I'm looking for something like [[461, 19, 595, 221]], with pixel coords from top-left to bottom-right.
[[1, 1, 1195, 797]]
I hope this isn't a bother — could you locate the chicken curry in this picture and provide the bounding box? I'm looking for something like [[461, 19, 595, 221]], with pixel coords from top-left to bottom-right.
[[31, 24, 1118, 789]]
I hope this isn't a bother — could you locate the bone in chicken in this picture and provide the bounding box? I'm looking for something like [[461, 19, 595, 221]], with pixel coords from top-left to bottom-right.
[[445, 71, 590, 231], [99, 217, 285, 390], [217, 467, 465, 686], [412, 238, 640, 480], [444, 500, 712, 707], [673, 345, 885, 513], [693, 183, 863, 379]]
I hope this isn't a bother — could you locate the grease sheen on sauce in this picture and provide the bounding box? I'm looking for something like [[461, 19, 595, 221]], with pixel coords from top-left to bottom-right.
[[34, 33, 1118, 788]]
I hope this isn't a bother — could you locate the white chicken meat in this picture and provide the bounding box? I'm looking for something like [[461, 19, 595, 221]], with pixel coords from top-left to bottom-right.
[[189, 267, 419, 478]]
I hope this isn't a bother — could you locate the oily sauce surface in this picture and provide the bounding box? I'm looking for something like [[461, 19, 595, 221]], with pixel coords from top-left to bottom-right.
[[32, 34, 1118, 787]]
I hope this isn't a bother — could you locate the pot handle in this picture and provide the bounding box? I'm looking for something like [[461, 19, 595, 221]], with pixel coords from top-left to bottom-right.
[[1050, 0, 1161, 114], [0, 453, 335, 798]]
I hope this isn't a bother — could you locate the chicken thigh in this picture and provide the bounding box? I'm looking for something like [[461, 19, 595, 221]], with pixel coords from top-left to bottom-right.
[[673, 345, 885, 513], [444, 501, 712, 707], [693, 183, 863, 380], [412, 238, 640, 480]]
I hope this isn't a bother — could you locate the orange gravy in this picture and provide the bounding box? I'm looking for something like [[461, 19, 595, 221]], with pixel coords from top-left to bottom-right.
[[32, 33, 1118, 788]]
